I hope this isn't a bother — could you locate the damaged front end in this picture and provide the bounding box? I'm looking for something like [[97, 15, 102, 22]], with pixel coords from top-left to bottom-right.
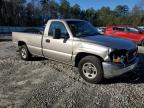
[[102, 47, 138, 78], [109, 48, 138, 66]]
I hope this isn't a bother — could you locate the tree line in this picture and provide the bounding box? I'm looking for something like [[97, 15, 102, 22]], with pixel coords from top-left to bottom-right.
[[0, 0, 144, 27]]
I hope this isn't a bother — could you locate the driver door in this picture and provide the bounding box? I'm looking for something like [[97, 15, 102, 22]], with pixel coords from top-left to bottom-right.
[[42, 21, 73, 64]]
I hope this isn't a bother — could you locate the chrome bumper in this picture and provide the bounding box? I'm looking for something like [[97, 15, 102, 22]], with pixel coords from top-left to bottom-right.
[[102, 58, 139, 78]]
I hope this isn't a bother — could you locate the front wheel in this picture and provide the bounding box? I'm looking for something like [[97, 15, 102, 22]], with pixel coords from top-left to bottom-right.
[[78, 56, 103, 84]]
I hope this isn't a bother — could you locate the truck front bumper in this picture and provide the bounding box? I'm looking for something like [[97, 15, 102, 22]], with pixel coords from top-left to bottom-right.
[[102, 58, 139, 78]]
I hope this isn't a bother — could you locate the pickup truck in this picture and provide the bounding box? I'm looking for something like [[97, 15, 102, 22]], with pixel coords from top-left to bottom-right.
[[12, 19, 138, 84]]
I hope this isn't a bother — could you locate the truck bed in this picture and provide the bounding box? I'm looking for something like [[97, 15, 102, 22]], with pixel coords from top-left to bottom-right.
[[12, 32, 43, 56]]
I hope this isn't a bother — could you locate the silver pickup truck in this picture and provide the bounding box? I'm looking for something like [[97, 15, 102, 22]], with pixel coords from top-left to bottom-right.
[[12, 19, 138, 83]]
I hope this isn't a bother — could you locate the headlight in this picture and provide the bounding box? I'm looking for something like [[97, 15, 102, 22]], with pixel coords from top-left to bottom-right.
[[112, 55, 126, 63], [109, 49, 127, 64]]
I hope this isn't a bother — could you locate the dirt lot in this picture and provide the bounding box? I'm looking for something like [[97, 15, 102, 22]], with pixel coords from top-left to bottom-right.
[[0, 41, 144, 108]]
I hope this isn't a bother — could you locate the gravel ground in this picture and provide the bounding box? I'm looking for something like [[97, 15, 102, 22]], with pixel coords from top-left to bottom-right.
[[0, 41, 144, 108]]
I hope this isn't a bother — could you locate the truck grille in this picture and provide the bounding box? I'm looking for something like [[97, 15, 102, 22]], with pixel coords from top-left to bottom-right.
[[127, 48, 137, 62]]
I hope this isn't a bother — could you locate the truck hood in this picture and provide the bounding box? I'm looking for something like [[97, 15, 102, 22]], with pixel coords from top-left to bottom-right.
[[80, 35, 137, 50]]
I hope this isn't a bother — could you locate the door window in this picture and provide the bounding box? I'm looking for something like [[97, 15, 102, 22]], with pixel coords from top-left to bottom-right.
[[48, 21, 68, 38], [126, 27, 139, 33], [113, 27, 125, 32]]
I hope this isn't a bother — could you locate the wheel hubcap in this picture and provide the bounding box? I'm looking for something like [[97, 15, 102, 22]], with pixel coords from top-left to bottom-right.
[[21, 48, 27, 58], [82, 62, 97, 79]]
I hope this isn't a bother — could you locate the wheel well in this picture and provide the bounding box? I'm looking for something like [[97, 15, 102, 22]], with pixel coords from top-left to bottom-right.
[[18, 41, 26, 46], [75, 52, 104, 67], [18, 41, 31, 56]]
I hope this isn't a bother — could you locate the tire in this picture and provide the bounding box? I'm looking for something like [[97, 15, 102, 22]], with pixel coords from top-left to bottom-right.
[[78, 56, 103, 84], [19, 45, 31, 61]]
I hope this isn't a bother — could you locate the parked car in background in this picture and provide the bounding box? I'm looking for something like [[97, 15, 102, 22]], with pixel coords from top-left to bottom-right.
[[104, 25, 144, 46], [138, 26, 144, 30], [138, 26, 144, 32], [96, 27, 106, 34]]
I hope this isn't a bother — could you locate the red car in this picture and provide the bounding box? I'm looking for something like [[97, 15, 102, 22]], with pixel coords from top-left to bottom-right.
[[104, 26, 144, 46]]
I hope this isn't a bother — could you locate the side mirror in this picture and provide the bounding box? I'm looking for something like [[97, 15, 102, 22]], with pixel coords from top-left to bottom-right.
[[53, 29, 61, 39], [64, 33, 69, 40]]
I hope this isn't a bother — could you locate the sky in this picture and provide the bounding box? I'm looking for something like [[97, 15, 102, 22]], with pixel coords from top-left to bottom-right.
[[67, 0, 140, 10]]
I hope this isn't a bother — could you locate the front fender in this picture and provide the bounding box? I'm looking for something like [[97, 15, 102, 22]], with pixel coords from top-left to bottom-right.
[[72, 45, 110, 66]]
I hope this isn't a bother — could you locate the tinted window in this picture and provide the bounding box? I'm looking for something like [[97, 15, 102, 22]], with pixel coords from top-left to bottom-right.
[[48, 21, 68, 38], [113, 27, 125, 32], [113, 27, 117, 31]]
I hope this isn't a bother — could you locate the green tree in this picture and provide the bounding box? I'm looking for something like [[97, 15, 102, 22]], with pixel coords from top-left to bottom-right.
[[85, 8, 96, 22], [71, 4, 81, 18], [131, 5, 143, 16], [26, 3, 33, 26], [80, 10, 86, 20], [59, 0, 70, 18], [1, 0, 26, 26], [98, 7, 111, 26], [115, 5, 129, 16], [49, 0, 59, 18], [40, 0, 49, 12], [40, 0, 50, 23]]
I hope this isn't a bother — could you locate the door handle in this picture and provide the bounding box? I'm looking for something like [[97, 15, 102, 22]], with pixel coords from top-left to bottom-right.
[[46, 39, 50, 43]]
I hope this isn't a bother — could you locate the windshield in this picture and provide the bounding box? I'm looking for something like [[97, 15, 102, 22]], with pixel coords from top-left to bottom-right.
[[67, 21, 99, 37]]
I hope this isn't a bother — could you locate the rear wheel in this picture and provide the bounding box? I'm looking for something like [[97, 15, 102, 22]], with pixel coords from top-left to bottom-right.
[[19, 45, 31, 61], [78, 56, 103, 84]]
